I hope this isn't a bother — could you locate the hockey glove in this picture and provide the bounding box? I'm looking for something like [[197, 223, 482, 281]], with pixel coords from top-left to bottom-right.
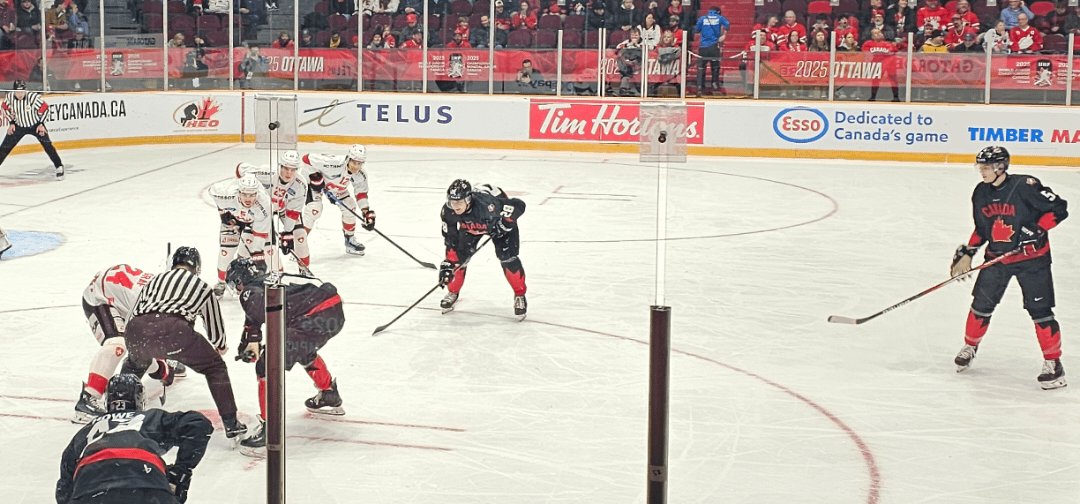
[[496, 218, 515, 235], [439, 260, 456, 287], [237, 330, 261, 362], [1017, 225, 1046, 255], [219, 211, 239, 227], [361, 208, 376, 231], [167, 465, 192, 503], [279, 232, 295, 255], [308, 173, 325, 193], [950, 244, 978, 277]]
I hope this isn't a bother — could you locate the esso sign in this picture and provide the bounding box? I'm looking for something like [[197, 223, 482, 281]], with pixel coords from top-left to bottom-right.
[[773, 107, 829, 143]]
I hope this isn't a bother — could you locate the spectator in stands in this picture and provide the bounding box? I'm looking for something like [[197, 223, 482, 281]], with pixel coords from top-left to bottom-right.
[[329, 0, 356, 17], [235, 0, 265, 40], [780, 28, 806, 50], [862, 11, 895, 42], [615, 28, 642, 95], [511, 1, 536, 29], [665, 13, 683, 44], [695, 5, 727, 96], [950, 30, 980, 51], [776, 10, 806, 45], [810, 14, 830, 36], [515, 58, 544, 91], [471, 15, 490, 46], [400, 0, 421, 14], [66, 3, 86, 35], [1009, 12, 1042, 52], [944, 14, 975, 48], [401, 28, 422, 47], [863, 27, 900, 101], [299, 28, 316, 47], [1062, 6, 1080, 34], [980, 19, 1011, 52], [858, 0, 885, 31], [16, 0, 40, 35], [272, 31, 293, 48], [834, 16, 857, 47], [1046, 1, 1071, 34], [921, 29, 947, 51], [609, 0, 638, 32], [302, 8, 329, 31], [0, 0, 15, 50], [44, 0, 68, 32], [363, 0, 398, 16], [837, 31, 859, 50], [917, 0, 948, 33], [808, 28, 829, 51], [401, 13, 420, 40], [238, 44, 268, 88], [445, 30, 470, 47], [66, 28, 90, 47], [329, 30, 345, 47], [586, 2, 605, 31], [380, 24, 396, 46], [749, 14, 779, 49], [886, 0, 916, 37], [1001, 0, 1034, 28], [44, 25, 63, 48], [181, 46, 208, 87], [168, 33, 186, 47], [368, 30, 385, 47], [950, 0, 979, 31], [640, 12, 660, 49], [454, 15, 468, 41]]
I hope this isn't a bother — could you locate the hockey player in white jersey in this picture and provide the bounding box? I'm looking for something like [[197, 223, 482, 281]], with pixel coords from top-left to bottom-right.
[[74, 264, 180, 423], [0, 225, 11, 258], [210, 173, 274, 296], [236, 150, 313, 276], [301, 144, 376, 256]]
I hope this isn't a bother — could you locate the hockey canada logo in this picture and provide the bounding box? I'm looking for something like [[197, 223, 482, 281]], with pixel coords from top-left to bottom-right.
[[773, 107, 829, 143], [173, 97, 222, 130]]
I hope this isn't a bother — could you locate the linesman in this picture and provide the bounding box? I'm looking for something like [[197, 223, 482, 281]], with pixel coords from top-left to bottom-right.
[[0, 80, 64, 180]]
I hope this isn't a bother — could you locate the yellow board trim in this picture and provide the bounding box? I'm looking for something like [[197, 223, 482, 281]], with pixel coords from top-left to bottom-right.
[[8, 134, 1076, 167]]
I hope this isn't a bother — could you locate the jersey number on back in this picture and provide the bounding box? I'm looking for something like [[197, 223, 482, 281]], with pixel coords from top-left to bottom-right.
[[105, 266, 146, 289]]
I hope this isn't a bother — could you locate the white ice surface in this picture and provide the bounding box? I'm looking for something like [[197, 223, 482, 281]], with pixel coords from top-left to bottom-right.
[[1, 143, 1078, 503]]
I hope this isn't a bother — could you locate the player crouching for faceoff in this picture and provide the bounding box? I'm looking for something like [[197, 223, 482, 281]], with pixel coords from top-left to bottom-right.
[[439, 179, 528, 318], [301, 144, 376, 256], [950, 146, 1069, 389], [75, 264, 184, 424], [57, 374, 213, 504], [210, 173, 274, 296], [225, 257, 346, 457], [236, 150, 314, 277]]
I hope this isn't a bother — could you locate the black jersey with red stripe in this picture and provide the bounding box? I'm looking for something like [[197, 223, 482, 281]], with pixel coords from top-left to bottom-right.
[[56, 409, 212, 504], [441, 190, 526, 252], [967, 173, 1068, 264]]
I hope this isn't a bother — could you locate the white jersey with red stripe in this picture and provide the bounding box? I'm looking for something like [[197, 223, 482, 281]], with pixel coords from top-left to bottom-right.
[[236, 162, 308, 229], [209, 179, 273, 240], [81, 264, 154, 316], [301, 153, 370, 209]]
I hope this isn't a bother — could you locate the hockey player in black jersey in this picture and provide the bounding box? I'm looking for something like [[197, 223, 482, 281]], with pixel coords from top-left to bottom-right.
[[950, 146, 1069, 389], [56, 374, 212, 504], [225, 258, 346, 456], [439, 179, 528, 319]]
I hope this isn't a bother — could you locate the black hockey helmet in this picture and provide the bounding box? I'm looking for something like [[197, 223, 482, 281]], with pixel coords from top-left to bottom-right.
[[975, 146, 1009, 172], [12, 80, 26, 91], [172, 246, 201, 273], [446, 179, 472, 207], [226, 257, 267, 290], [105, 373, 145, 412]]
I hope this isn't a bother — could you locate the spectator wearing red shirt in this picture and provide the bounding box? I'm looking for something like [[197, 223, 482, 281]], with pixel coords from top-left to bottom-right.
[[776, 10, 807, 45], [948, 0, 980, 31], [494, 0, 512, 32], [887, 0, 917, 36], [666, 15, 684, 45], [445, 31, 471, 47], [454, 15, 469, 40], [749, 14, 780, 50], [1009, 12, 1043, 52], [944, 14, 976, 48], [862, 27, 900, 101], [917, 0, 949, 33], [511, 1, 536, 30], [272, 31, 293, 48], [401, 30, 423, 48], [780, 29, 807, 51], [834, 16, 857, 47]]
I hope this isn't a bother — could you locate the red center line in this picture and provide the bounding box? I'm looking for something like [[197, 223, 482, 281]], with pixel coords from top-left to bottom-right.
[[310, 413, 466, 432], [0, 394, 72, 402], [0, 412, 72, 422], [288, 434, 452, 452]]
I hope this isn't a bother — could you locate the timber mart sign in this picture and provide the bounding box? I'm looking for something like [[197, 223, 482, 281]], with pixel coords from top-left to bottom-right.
[[529, 100, 704, 144]]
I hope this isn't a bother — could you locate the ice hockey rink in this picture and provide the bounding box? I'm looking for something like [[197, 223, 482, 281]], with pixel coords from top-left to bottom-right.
[[1, 142, 1078, 503]]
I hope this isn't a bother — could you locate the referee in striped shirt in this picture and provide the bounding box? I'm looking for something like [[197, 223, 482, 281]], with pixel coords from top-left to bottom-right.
[[121, 246, 248, 440], [0, 80, 64, 180]]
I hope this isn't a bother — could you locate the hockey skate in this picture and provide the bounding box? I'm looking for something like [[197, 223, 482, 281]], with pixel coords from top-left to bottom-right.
[[72, 387, 105, 424], [514, 295, 527, 321], [344, 233, 365, 256], [223, 417, 248, 447], [55, 165, 64, 181], [954, 344, 978, 372], [1038, 359, 1067, 390], [212, 281, 228, 298], [305, 379, 344, 415], [239, 419, 266, 458], [441, 292, 459, 314], [296, 261, 314, 278], [168, 360, 187, 378]]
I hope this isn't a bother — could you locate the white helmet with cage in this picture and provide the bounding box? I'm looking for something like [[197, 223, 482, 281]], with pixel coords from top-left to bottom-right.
[[238, 174, 261, 194], [347, 144, 366, 162], [279, 150, 300, 169]]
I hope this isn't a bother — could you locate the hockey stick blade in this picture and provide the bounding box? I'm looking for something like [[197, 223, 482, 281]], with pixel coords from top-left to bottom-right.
[[827, 249, 1021, 326]]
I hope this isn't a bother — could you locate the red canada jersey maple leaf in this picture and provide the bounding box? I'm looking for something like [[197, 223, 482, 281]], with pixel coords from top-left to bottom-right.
[[991, 218, 1015, 242]]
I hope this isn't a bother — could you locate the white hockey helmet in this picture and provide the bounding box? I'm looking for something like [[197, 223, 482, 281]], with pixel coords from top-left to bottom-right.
[[347, 144, 366, 162], [279, 150, 300, 169], [238, 173, 261, 194]]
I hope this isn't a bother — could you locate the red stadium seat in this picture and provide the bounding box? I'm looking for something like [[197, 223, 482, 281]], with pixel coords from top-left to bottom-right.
[[562, 29, 582, 47], [197, 14, 220, 31], [1029, 1, 1055, 16], [328, 14, 348, 31], [139, 0, 163, 14], [608, 29, 629, 46], [314, 0, 329, 14], [535, 28, 557, 47], [807, 0, 831, 15], [204, 29, 228, 45], [143, 13, 163, 32], [316, 29, 332, 46], [584, 29, 599, 47], [167, 1, 185, 13], [473, 0, 490, 14], [563, 14, 584, 30], [834, 0, 858, 15], [451, 0, 472, 16], [507, 29, 534, 47], [538, 13, 561, 29], [469, 12, 484, 29], [1043, 32, 1067, 52], [781, 0, 807, 15], [370, 14, 392, 30]]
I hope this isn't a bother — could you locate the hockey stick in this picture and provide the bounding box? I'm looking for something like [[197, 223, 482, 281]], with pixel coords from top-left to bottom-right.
[[827, 249, 1022, 325], [372, 237, 491, 335], [323, 191, 437, 269]]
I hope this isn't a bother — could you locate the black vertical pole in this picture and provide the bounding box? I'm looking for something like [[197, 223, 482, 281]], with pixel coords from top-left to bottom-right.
[[647, 305, 671, 504], [265, 282, 286, 504]]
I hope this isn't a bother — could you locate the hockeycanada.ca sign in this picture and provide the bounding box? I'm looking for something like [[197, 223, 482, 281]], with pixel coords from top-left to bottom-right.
[[528, 100, 704, 144]]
